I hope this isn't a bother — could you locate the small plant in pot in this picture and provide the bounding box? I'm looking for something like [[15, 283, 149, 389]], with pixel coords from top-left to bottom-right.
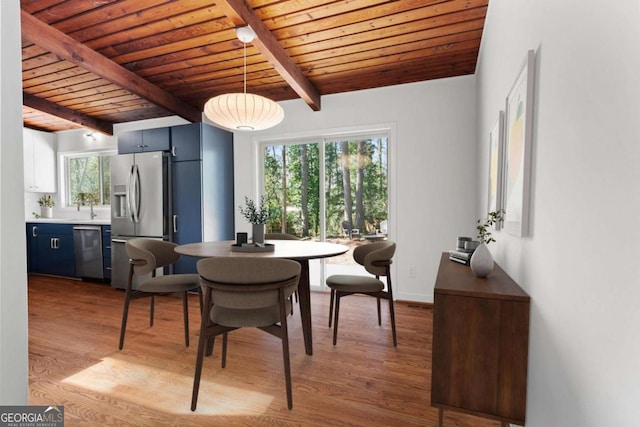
[[37, 194, 55, 218], [471, 209, 505, 277], [239, 196, 269, 244]]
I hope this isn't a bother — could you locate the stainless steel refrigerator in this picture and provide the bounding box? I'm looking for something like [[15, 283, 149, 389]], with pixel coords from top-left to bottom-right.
[[110, 151, 170, 289]]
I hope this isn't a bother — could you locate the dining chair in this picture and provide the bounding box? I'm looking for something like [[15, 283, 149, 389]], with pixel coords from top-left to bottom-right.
[[326, 241, 397, 346], [265, 232, 300, 240], [119, 238, 200, 350], [192, 257, 301, 411], [266, 233, 301, 310]]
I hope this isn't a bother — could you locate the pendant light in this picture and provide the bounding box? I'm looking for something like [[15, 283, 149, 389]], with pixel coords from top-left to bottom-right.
[[204, 26, 284, 131]]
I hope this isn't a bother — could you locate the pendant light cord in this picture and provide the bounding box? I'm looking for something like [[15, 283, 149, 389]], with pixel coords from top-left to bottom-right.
[[243, 42, 247, 95]]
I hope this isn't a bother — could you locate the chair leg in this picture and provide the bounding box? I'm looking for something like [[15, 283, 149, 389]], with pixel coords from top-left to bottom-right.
[[118, 288, 132, 350], [191, 326, 207, 411], [149, 295, 155, 327], [377, 297, 382, 326], [328, 289, 335, 327], [183, 291, 190, 347], [389, 296, 397, 347], [279, 289, 293, 409], [221, 333, 228, 368], [206, 337, 214, 357], [191, 289, 212, 411], [332, 292, 341, 345], [386, 273, 397, 347]]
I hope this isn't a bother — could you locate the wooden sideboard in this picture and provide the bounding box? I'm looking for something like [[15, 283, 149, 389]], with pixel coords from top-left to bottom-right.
[[431, 253, 530, 426]]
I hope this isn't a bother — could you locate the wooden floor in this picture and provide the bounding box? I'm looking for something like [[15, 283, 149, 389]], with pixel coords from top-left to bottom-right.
[[28, 275, 500, 427]]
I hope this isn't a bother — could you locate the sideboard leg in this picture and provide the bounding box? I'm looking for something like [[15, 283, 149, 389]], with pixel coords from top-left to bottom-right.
[[438, 408, 443, 427]]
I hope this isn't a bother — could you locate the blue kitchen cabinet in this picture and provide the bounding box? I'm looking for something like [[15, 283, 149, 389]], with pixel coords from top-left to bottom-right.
[[170, 123, 202, 161], [170, 123, 235, 274], [102, 225, 111, 280], [27, 223, 75, 277], [26, 224, 38, 273], [118, 128, 170, 153]]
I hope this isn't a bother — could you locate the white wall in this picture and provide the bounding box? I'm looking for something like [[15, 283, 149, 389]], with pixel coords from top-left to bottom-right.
[[229, 76, 477, 302], [0, 0, 28, 405], [476, 1, 640, 425]]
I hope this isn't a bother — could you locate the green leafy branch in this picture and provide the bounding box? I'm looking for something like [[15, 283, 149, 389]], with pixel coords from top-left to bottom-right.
[[239, 196, 269, 224], [476, 209, 505, 244]]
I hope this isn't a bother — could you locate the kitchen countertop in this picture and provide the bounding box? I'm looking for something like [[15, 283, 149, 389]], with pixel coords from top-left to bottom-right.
[[26, 218, 111, 225]]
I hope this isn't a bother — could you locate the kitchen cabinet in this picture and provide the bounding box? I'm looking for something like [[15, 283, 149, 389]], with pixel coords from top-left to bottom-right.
[[102, 225, 111, 280], [23, 128, 56, 193], [170, 123, 234, 274], [431, 253, 530, 426], [117, 127, 170, 153], [26, 223, 75, 277]]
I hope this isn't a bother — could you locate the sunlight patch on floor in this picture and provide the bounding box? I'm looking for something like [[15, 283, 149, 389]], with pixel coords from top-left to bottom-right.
[[61, 356, 275, 415]]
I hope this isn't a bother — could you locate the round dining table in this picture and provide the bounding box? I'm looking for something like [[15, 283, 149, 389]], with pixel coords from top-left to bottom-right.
[[175, 239, 348, 355]]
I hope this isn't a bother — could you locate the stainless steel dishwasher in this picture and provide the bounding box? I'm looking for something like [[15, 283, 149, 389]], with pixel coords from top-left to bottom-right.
[[73, 225, 104, 280]]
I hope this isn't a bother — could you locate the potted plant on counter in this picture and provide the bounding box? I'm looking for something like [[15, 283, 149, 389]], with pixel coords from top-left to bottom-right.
[[38, 194, 55, 218], [470, 209, 505, 277], [239, 196, 269, 244]]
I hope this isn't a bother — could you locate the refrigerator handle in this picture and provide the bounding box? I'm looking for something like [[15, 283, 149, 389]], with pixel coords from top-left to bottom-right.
[[127, 165, 135, 222], [173, 214, 178, 233], [131, 164, 141, 223]]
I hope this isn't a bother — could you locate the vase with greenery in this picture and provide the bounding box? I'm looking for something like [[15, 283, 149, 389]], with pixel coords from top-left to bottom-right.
[[471, 209, 505, 277], [239, 196, 269, 244], [38, 194, 55, 218]]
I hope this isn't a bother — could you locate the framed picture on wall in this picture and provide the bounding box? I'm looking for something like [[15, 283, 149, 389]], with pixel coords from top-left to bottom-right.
[[503, 49, 535, 237], [487, 111, 505, 230]]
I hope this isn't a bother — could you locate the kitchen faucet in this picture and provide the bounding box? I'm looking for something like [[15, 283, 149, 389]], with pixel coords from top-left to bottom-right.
[[77, 197, 98, 220]]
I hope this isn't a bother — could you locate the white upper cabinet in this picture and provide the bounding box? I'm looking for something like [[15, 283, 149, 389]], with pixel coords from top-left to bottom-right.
[[23, 128, 56, 193]]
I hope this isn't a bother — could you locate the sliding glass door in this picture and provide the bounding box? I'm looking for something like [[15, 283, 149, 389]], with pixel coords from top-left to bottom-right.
[[261, 133, 388, 290]]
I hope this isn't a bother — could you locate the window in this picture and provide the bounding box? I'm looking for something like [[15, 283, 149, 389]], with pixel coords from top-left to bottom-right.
[[65, 152, 114, 206], [261, 132, 389, 288]]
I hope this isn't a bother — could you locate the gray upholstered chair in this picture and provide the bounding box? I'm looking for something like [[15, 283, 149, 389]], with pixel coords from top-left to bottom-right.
[[326, 241, 397, 346], [191, 257, 301, 411], [265, 232, 299, 240], [119, 238, 200, 350], [266, 233, 301, 309]]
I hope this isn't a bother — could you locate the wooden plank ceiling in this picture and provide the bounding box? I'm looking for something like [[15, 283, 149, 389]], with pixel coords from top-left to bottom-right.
[[20, 0, 489, 135]]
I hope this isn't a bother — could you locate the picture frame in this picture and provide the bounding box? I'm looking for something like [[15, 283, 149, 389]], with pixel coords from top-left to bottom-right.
[[503, 49, 535, 237], [487, 111, 505, 230]]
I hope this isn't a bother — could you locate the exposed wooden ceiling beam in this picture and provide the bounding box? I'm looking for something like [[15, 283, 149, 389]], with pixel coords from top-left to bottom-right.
[[23, 92, 114, 135], [217, 0, 322, 111], [20, 10, 202, 124]]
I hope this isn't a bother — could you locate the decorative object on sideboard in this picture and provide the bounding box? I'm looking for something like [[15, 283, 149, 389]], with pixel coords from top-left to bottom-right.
[[470, 209, 505, 277], [239, 196, 269, 245], [37, 194, 55, 218], [449, 236, 480, 265]]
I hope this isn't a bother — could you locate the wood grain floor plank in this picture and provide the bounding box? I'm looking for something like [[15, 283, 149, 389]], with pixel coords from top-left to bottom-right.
[[27, 275, 499, 427]]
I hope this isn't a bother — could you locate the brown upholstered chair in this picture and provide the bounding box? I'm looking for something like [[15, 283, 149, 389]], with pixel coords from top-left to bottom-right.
[[326, 241, 397, 346], [191, 257, 301, 411], [118, 238, 200, 350]]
